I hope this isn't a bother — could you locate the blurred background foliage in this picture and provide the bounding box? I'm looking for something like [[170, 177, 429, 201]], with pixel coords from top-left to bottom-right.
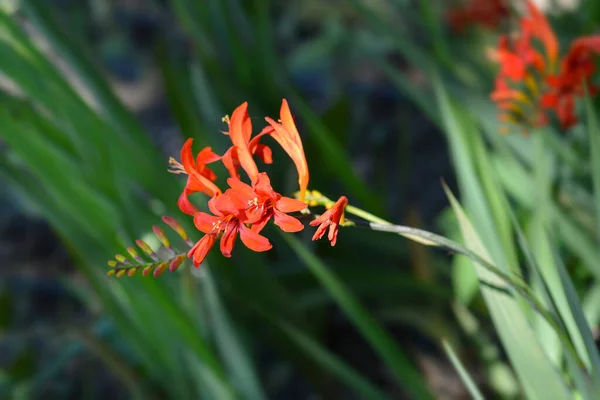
[[1, 0, 600, 399]]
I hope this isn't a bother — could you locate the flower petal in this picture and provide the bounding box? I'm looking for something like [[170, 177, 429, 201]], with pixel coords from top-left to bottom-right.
[[252, 172, 277, 198], [276, 197, 307, 213], [311, 222, 328, 242], [193, 212, 220, 233], [227, 177, 256, 200], [239, 224, 272, 252], [188, 234, 217, 266], [221, 147, 241, 179], [230, 102, 259, 181], [273, 209, 304, 233], [180, 138, 196, 173], [250, 214, 271, 233], [196, 146, 221, 165], [328, 222, 340, 246], [253, 144, 273, 164], [177, 190, 198, 215], [219, 221, 239, 258], [209, 192, 239, 216]]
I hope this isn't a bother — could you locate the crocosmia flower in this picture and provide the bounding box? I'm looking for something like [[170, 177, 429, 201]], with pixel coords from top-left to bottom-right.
[[163, 100, 350, 270], [169, 138, 222, 215], [227, 172, 307, 233], [265, 99, 310, 202], [490, 0, 600, 132], [189, 190, 272, 266], [310, 196, 348, 246], [221, 102, 273, 181], [447, 0, 510, 32]]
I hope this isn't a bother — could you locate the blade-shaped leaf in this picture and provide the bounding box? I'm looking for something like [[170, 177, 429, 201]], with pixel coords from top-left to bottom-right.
[[282, 234, 434, 400]]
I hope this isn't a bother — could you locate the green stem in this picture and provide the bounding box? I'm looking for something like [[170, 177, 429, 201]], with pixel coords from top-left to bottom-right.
[[341, 208, 585, 368], [345, 204, 391, 226]]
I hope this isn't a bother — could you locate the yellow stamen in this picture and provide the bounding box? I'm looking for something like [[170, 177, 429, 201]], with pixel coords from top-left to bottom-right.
[[525, 76, 539, 97], [168, 157, 187, 174], [222, 115, 231, 124]]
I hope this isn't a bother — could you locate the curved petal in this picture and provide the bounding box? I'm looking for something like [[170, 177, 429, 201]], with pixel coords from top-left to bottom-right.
[[525, 0, 558, 65], [311, 222, 328, 242], [193, 212, 220, 234], [273, 209, 304, 233], [219, 221, 239, 257], [249, 213, 271, 233], [253, 144, 273, 164], [265, 116, 309, 201], [178, 139, 222, 197], [327, 223, 340, 246], [276, 197, 307, 213], [252, 173, 277, 198], [177, 190, 198, 215], [227, 177, 256, 200], [196, 146, 221, 165], [180, 138, 196, 173], [221, 147, 241, 179], [279, 99, 302, 147], [188, 234, 217, 266], [230, 102, 259, 181], [209, 192, 238, 216], [239, 224, 272, 252]]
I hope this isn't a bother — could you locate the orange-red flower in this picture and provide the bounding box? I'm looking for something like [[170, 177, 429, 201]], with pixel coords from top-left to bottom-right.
[[447, 0, 510, 32], [168, 100, 351, 268], [169, 138, 222, 215], [264, 99, 310, 202], [223, 102, 273, 182], [188, 190, 272, 266], [227, 172, 307, 233], [490, 1, 600, 132], [310, 196, 348, 246]]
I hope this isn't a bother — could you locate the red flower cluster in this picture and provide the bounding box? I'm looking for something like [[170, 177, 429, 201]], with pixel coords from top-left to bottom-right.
[[447, 0, 510, 33], [490, 1, 600, 132], [170, 100, 347, 267]]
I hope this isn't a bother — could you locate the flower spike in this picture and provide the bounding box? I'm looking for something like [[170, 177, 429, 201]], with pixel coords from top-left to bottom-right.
[[107, 216, 194, 278]]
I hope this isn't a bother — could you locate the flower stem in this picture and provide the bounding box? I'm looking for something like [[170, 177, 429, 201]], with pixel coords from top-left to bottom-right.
[[344, 207, 584, 368]]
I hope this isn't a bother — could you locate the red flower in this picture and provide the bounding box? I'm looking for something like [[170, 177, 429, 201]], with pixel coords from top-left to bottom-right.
[[310, 196, 348, 246], [489, 0, 600, 132], [222, 102, 273, 182], [264, 99, 310, 201], [169, 138, 222, 215], [447, 0, 510, 33], [541, 37, 600, 129], [188, 191, 272, 266], [227, 172, 307, 233]]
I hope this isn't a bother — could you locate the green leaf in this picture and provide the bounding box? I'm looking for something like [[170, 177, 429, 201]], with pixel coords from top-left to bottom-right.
[[282, 234, 434, 400], [444, 185, 571, 399], [550, 246, 600, 391], [202, 270, 267, 400], [277, 321, 390, 400], [442, 340, 484, 400], [585, 86, 600, 242]]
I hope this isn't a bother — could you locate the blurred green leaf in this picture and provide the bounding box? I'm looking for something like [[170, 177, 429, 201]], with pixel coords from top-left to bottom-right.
[[202, 270, 267, 400], [585, 86, 600, 242], [0, 287, 13, 330], [277, 320, 390, 400], [283, 234, 434, 400], [442, 339, 484, 400], [444, 185, 571, 399], [6, 347, 36, 382]]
